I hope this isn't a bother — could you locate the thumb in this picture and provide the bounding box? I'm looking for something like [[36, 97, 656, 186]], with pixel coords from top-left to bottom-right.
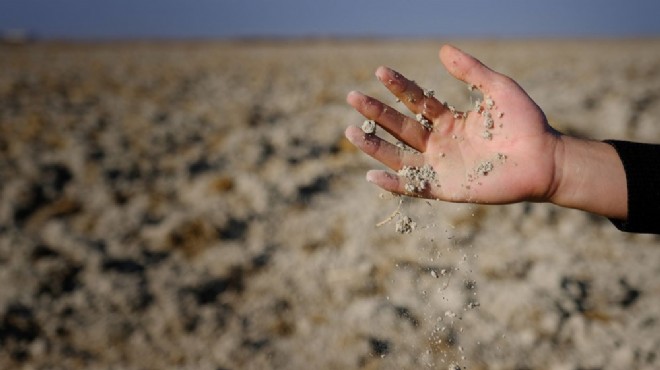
[[439, 45, 502, 93]]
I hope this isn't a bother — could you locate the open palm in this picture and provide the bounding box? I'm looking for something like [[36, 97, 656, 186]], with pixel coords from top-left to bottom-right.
[[346, 45, 563, 204]]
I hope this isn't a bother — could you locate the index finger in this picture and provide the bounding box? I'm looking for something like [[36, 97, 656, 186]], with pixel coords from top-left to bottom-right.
[[439, 44, 503, 95]]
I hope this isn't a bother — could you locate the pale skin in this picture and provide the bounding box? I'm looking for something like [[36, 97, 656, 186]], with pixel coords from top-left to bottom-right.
[[345, 44, 628, 221]]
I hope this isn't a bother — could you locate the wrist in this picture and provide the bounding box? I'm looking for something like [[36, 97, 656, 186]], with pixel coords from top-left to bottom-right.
[[549, 135, 627, 219]]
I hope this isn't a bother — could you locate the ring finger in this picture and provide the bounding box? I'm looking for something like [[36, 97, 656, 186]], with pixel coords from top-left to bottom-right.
[[347, 91, 431, 152], [344, 125, 424, 170]]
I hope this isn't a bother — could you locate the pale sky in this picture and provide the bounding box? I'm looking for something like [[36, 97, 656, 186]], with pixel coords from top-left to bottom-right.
[[1, 0, 659, 39]]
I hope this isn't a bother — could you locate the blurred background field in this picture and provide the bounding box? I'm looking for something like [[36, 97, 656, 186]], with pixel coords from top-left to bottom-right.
[[1, 39, 660, 369]]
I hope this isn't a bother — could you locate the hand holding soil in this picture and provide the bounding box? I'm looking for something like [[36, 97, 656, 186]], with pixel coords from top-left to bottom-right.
[[346, 45, 562, 204], [346, 45, 627, 220]]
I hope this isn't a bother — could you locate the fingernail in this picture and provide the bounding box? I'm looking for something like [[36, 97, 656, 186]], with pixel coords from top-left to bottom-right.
[[347, 90, 365, 99], [366, 170, 377, 183], [375, 66, 394, 80], [344, 127, 360, 143]]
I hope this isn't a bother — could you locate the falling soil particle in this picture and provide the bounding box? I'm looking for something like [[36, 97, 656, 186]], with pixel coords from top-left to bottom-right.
[[395, 215, 416, 234]]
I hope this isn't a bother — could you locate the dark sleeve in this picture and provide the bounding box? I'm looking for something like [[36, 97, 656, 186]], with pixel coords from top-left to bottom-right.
[[604, 140, 660, 234]]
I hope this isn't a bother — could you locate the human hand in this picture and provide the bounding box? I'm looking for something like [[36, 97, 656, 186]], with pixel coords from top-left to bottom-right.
[[345, 45, 564, 205]]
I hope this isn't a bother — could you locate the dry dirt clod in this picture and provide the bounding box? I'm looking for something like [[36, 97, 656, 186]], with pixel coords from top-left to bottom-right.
[[475, 160, 494, 176], [415, 113, 433, 130], [399, 164, 437, 193], [361, 119, 376, 134]]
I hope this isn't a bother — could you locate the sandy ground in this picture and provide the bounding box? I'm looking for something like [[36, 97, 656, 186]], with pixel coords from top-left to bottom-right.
[[1, 39, 660, 370]]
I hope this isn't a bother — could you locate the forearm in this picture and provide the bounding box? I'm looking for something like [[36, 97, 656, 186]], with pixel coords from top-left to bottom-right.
[[550, 135, 628, 220]]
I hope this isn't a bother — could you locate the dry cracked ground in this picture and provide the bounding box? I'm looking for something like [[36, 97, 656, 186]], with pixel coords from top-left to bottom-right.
[[1, 39, 660, 369]]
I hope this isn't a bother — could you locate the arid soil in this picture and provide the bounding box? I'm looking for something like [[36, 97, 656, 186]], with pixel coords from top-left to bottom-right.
[[1, 39, 660, 370]]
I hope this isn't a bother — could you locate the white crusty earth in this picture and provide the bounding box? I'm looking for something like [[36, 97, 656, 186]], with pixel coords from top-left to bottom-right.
[[0, 40, 659, 369]]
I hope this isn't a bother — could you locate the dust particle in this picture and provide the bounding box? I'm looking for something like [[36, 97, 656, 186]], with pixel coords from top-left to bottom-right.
[[467, 302, 481, 309], [482, 130, 492, 140], [407, 93, 416, 103], [483, 116, 494, 129], [474, 99, 482, 113], [486, 96, 494, 109]]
